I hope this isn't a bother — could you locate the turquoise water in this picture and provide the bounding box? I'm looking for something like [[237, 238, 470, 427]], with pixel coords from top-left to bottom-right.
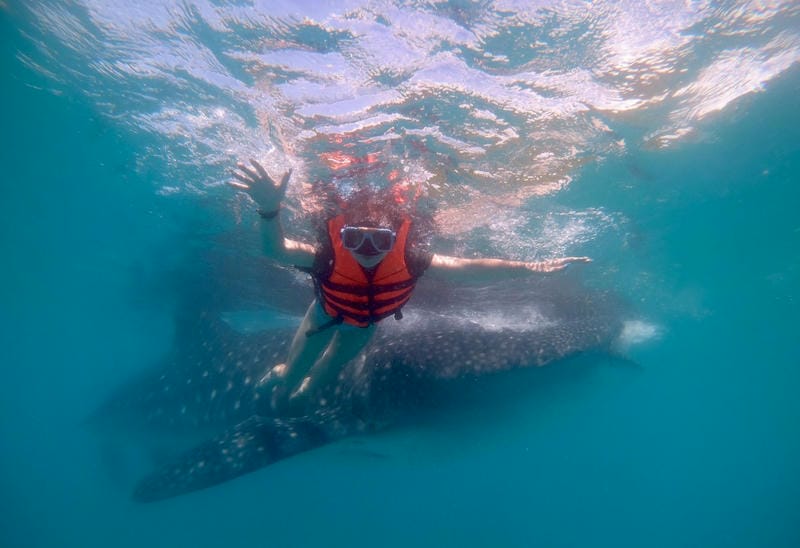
[[2, 2, 799, 547]]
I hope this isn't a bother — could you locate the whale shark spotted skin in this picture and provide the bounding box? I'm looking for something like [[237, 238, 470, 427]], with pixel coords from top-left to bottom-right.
[[91, 273, 622, 502]]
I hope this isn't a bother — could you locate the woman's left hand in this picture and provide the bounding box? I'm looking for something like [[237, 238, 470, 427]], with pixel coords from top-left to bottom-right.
[[524, 256, 592, 272]]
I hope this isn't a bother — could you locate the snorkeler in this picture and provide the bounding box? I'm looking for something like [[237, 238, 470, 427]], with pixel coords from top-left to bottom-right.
[[231, 159, 590, 415]]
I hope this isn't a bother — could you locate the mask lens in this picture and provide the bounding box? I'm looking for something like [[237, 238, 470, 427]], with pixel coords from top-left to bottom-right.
[[341, 227, 365, 250], [370, 230, 394, 251]]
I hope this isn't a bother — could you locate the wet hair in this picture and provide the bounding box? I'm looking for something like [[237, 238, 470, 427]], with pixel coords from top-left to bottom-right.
[[310, 181, 436, 253]]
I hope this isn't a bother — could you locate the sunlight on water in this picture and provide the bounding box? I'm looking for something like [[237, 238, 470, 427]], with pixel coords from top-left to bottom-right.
[[18, 0, 800, 250]]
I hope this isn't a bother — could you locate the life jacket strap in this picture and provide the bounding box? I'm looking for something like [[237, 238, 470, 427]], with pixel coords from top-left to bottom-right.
[[306, 315, 344, 337], [322, 276, 416, 295]]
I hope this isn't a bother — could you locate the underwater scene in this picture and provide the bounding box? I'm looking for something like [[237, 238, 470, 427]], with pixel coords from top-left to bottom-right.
[[1, 1, 798, 546]]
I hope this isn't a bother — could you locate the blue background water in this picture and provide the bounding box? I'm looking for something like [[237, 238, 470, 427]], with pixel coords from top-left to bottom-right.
[[2, 3, 799, 547]]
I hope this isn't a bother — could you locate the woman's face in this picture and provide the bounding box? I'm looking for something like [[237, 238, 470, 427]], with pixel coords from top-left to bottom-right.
[[349, 249, 388, 268]]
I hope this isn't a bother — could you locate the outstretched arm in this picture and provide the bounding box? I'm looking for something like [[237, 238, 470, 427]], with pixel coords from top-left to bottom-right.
[[427, 253, 591, 281], [229, 160, 315, 268]]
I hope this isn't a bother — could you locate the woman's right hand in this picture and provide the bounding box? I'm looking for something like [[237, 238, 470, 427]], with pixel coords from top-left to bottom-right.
[[229, 159, 292, 211]]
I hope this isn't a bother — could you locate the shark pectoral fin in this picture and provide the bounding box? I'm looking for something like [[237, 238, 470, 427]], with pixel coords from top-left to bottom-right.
[[132, 415, 330, 503]]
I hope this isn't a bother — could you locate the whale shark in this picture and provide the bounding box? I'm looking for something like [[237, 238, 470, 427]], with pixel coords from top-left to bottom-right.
[[91, 261, 623, 503]]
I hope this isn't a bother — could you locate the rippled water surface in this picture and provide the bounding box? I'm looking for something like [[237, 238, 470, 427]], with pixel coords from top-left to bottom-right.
[[2, 1, 799, 547]]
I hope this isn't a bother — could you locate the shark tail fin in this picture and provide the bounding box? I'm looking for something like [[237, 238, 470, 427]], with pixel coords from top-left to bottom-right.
[[132, 415, 330, 503]]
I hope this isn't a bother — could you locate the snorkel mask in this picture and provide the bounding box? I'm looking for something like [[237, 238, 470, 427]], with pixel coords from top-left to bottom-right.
[[340, 226, 396, 255]]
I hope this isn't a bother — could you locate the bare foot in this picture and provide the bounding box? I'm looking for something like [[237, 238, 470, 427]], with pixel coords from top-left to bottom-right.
[[257, 363, 287, 387], [256, 363, 288, 414]]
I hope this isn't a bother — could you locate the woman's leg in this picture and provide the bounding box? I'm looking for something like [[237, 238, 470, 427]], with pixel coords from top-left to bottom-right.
[[257, 299, 335, 411], [287, 323, 375, 411]]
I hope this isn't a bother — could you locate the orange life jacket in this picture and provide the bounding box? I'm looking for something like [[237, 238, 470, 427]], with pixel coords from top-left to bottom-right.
[[317, 215, 418, 328]]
